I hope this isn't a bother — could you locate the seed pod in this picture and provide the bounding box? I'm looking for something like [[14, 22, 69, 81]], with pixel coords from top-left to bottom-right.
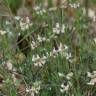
[[14, 52, 26, 63], [17, 6, 30, 18], [25, 0, 35, 7]]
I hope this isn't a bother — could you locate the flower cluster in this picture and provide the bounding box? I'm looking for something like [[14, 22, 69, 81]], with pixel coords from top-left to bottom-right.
[[0, 30, 6, 35], [31, 42, 72, 67], [19, 17, 33, 31], [87, 71, 96, 85], [33, 5, 46, 15], [49, 43, 71, 60], [60, 82, 71, 93], [53, 23, 65, 34], [69, 3, 80, 8], [32, 54, 47, 67], [94, 38, 96, 44], [2, 60, 19, 86], [26, 81, 41, 96], [30, 34, 57, 50], [58, 72, 73, 93], [37, 35, 46, 43], [14, 16, 33, 31], [31, 41, 38, 50], [88, 8, 96, 22], [51, 43, 72, 60]]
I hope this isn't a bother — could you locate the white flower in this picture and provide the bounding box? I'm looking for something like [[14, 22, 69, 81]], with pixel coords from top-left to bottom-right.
[[56, 23, 60, 28], [87, 76, 96, 85], [49, 7, 57, 11], [32, 55, 39, 62], [49, 48, 59, 58], [53, 28, 60, 34], [42, 55, 47, 60], [64, 53, 72, 60], [31, 41, 37, 50], [6, 60, 13, 71], [58, 43, 64, 52], [69, 3, 80, 8], [66, 72, 73, 80], [34, 5, 46, 15], [60, 82, 71, 93], [0, 30, 6, 35], [14, 16, 20, 20], [88, 9, 95, 19], [19, 17, 33, 31], [58, 72, 64, 77], [53, 48, 58, 53], [87, 71, 96, 85], [5, 21, 11, 25], [26, 81, 41, 96], [64, 45, 68, 50], [37, 35, 42, 42], [94, 38, 96, 43], [42, 9, 46, 13], [58, 72, 73, 80], [87, 72, 92, 78], [32, 55, 42, 62], [87, 82, 95, 85], [53, 23, 60, 34], [37, 35, 46, 42], [93, 71, 96, 74], [61, 24, 65, 33], [53, 23, 65, 34], [32, 54, 47, 67], [82, 7, 86, 16], [58, 43, 68, 53], [33, 6, 40, 11], [26, 88, 30, 93], [26, 17, 30, 24], [20, 21, 28, 31], [87, 71, 96, 79], [52, 43, 72, 60], [12, 74, 17, 85]]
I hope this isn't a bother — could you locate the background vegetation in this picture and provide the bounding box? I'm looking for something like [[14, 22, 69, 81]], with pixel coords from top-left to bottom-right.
[[0, 0, 96, 96]]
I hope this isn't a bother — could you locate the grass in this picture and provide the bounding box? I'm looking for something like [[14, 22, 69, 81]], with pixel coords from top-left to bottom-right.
[[0, 0, 96, 96]]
